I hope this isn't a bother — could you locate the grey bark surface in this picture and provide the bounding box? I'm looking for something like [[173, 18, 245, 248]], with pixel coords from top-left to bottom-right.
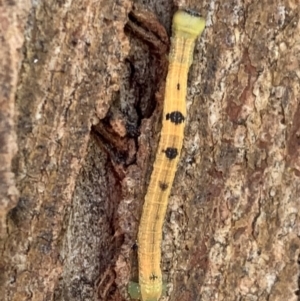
[[1, 1, 300, 301]]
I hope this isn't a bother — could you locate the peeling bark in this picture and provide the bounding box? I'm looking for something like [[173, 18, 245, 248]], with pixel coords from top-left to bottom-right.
[[1, 1, 300, 301]]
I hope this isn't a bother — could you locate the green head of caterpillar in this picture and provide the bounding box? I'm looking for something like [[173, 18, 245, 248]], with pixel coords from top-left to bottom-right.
[[172, 9, 206, 39]]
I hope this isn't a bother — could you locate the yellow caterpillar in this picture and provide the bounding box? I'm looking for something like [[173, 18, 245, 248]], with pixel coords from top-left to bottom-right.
[[129, 9, 205, 301]]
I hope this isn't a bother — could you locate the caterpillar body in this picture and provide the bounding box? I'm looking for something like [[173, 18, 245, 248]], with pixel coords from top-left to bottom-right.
[[133, 9, 205, 301]]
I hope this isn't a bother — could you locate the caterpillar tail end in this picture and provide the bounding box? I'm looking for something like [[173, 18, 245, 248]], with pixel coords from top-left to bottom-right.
[[128, 281, 167, 301], [128, 281, 142, 300]]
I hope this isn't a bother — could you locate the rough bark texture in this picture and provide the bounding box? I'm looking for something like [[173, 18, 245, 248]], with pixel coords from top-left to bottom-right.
[[0, 0, 30, 239], [1, 0, 300, 301]]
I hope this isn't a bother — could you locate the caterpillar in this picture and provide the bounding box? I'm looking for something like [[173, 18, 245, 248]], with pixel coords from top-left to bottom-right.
[[129, 9, 205, 301]]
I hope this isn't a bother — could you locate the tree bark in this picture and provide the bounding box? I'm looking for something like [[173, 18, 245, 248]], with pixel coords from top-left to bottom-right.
[[1, 1, 300, 301]]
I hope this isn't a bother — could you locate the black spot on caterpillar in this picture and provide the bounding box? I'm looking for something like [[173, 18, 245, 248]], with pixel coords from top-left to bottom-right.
[[163, 147, 178, 160], [166, 111, 185, 124], [177, 83, 180, 90], [132, 242, 138, 251], [159, 182, 169, 191], [150, 274, 158, 281]]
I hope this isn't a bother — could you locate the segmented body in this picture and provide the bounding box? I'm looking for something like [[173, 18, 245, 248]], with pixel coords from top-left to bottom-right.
[[137, 9, 205, 301]]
